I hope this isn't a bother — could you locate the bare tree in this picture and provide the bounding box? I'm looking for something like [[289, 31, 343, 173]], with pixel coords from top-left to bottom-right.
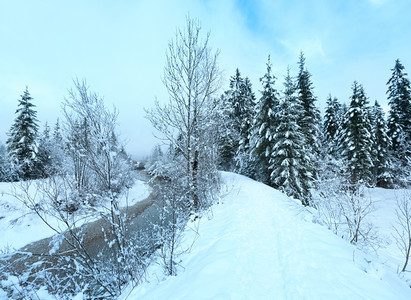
[[147, 17, 221, 213], [313, 170, 379, 251], [338, 187, 376, 247], [392, 191, 411, 272], [63, 79, 131, 196]]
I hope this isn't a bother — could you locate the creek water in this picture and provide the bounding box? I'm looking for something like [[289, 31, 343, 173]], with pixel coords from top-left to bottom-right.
[[0, 170, 171, 298]]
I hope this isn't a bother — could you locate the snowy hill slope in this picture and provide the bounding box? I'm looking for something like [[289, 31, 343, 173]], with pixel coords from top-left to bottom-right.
[[125, 172, 411, 299]]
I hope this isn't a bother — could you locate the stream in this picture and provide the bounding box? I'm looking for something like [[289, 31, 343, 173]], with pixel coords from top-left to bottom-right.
[[0, 170, 171, 298]]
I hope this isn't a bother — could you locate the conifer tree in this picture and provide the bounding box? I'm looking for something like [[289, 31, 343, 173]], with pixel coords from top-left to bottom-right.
[[49, 118, 66, 175], [296, 52, 321, 176], [218, 69, 244, 170], [230, 69, 245, 134], [335, 103, 349, 155], [342, 82, 374, 186], [217, 94, 237, 170], [323, 94, 341, 155], [235, 77, 256, 177], [35, 122, 53, 178], [387, 59, 411, 157], [371, 101, 392, 187], [0, 142, 19, 182], [270, 68, 311, 204], [53, 118, 63, 144], [0, 143, 9, 181], [251, 56, 280, 184], [6, 87, 39, 179]]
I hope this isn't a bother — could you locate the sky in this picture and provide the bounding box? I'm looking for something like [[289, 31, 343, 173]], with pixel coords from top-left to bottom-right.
[[1, 0, 410, 158]]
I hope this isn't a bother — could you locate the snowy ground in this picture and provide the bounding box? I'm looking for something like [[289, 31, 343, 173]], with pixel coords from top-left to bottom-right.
[[1, 173, 410, 299], [365, 188, 411, 280], [123, 172, 411, 299], [0, 178, 150, 252]]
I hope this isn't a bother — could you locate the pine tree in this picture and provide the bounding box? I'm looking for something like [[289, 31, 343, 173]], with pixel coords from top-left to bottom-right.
[[323, 94, 341, 155], [6, 87, 39, 179], [270, 68, 311, 204], [371, 101, 392, 187], [235, 77, 256, 177], [35, 122, 53, 178], [217, 69, 245, 170], [387, 59, 411, 157], [53, 118, 63, 144], [251, 56, 280, 184], [217, 69, 257, 175], [296, 52, 321, 176], [342, 82, 374, 186], [229, 68, 245, 134], [48, 118, 66, 175], [217, 95, 236, 170], [335, 103, 349, 155], [0, 142, 19, 182], [0, 143, 9, 181]]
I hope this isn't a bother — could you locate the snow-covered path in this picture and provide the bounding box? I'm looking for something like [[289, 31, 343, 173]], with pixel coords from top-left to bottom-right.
[[125, 173, 411, 299]]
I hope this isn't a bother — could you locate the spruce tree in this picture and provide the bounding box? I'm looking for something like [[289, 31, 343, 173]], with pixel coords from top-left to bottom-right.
[[296, 52, 321, 176], [50, 118, 65, 175], [0, 143, 9, 181], [217, 69, 244, 170], [335, 103, 349, 156], [270, 68, 311, 205], [235, 77, 256, 177], [217, 93, 237, 170], [6, 87, 39, 179], [53, 118, 63, 144], [387, 59, 411, 157], [371, 101, 392, 187], [323, 94, 341, 155], [229, 68, 245, 134], [35, 122, 53, 178], [251, 56, 280, 184], [342, 82, 374, 186]]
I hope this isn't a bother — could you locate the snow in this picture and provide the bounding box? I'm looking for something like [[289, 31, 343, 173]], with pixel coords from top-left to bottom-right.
[[124, 172, 411, 299], [365, 188, 411, 279], [0, 178, 150, 251], [1, 173, 410, 299]]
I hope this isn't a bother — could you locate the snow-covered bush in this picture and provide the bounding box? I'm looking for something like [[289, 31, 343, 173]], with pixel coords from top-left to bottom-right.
[[313, 159, 379, 252], [147, 151, 193, 275]]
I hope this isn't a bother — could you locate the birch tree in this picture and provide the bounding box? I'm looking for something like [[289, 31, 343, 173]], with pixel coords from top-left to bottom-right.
[[147, 17, 221, 213]]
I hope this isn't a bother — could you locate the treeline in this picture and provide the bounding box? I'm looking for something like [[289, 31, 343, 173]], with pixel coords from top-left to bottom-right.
[[1, 56, 410, 207], [213, 55, 411, 204]]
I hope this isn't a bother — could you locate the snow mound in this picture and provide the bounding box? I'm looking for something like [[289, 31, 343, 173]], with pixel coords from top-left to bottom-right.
[[125, 172, 411, 299]]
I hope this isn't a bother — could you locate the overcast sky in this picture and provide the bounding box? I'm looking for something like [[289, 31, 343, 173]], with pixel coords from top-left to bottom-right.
[[1, 0, 410, 158]]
